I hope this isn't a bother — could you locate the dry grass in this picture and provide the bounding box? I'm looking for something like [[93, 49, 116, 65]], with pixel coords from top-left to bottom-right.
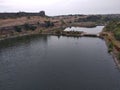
[[0, 16, 48, 27]]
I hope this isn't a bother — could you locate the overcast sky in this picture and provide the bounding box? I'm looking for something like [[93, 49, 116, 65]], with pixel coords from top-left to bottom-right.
[[0, 0, 120, 16]]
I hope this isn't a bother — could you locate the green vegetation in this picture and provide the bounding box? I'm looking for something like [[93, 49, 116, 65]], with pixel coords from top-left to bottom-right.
[[104, 21, 120, 41], [104, 20, 120, 61], [108, 42, 114, 52], [14, 24, 37, 33], [39, 30, 43, 33], [23, 23, 37, 31], [55, 30, 62, 35], [76, 15, 120, 25], [61, 20, 66, 25], [14, 26, 22, 32], [114, 30, 120, 41], [44, 21, 54, 28]]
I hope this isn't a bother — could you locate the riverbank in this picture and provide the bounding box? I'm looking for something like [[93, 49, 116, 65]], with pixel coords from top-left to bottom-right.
[[0, 26, 64, 41], [100, 21, 120, 68], [0, 22, 98, 41], [0, 28, 102, 42], [101, 32, 120, 68]]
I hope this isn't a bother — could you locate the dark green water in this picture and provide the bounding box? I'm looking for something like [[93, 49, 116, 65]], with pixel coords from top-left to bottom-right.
[[0, 33, 120, 90]]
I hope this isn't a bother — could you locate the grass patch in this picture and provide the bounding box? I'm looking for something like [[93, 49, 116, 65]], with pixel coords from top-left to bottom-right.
[[108, 42, 114, 53], [104, 21, 120, 41]]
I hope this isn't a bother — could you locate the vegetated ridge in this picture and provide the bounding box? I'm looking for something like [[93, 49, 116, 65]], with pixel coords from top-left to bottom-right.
[[102, 20, 120, 65]]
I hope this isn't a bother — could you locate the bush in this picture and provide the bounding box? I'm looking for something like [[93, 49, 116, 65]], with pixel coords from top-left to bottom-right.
[[55, 30, 61, 34], [114, 29, 120, 41], [61, 20, 66, 25], [105, 21, 120, 41], [23, 23, 30, 30], [31, 26, 37, 31], [108, 48, 113, 53], [23, 23, 37, 31], [108, 42, 113, 49], [14, 26, 22, 32], [108, 42, 114, 52], [44, 21, 54, 28], [27, 16, 31, 19]]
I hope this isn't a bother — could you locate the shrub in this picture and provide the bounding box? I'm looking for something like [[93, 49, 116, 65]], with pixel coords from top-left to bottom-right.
[[27, 16, 31, 19], [44, 21, 54, 28], [108, 48, 113, 53], [109, 42, 113, 48], [23, 23, 30, 30], [14, 26, 22, 32], [23, 23, 37, 31], [30, 26, 37, 31], [114, 30, 120, 41], [108, 42, 114, 52], [39, 30, 42, 33], [55, 30, 61, 34], [61, 20, 66, 25]]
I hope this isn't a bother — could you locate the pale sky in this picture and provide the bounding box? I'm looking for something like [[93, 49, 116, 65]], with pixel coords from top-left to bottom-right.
[[0, 0, 120, 16]]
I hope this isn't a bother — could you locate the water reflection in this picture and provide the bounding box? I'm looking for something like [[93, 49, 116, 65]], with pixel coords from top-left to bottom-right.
[[0, 28, 120, 90], [0, 34, 49, 49]]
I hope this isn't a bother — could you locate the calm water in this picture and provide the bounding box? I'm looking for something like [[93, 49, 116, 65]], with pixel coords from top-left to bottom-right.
[[65, 26, 104, 34], [0, 27, 120, 90]]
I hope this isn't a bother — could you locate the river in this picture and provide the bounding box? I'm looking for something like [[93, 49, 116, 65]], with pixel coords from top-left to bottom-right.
[[0, 26, 120, 90]]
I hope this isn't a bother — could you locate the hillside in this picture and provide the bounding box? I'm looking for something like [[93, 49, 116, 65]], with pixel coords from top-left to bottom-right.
[[0, 12, 120, 41]]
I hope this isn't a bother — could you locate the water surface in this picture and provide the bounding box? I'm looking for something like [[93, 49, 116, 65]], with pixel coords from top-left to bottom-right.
[[0, 27, 120, 90]]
